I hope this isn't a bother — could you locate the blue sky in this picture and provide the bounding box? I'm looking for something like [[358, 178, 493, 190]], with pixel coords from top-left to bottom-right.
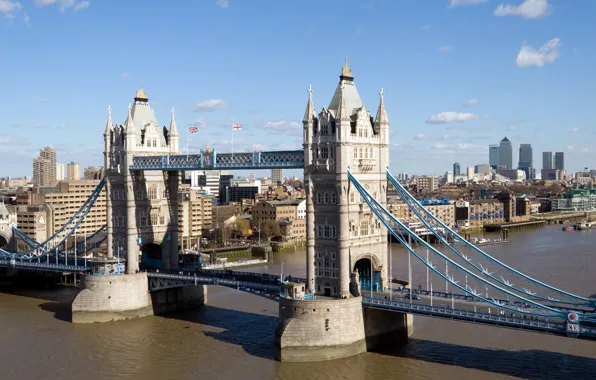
[[1, 0, 595, 178]]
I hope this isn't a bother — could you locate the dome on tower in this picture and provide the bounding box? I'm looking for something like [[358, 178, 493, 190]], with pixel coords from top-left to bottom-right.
[[135, 85, 148, 101]]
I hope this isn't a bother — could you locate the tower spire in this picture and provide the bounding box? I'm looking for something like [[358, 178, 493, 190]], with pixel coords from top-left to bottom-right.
[[104, 105, 113, 135], [125, 103, 135, 133], [336, 84, 349, 121], [374, 88, 389, 126], [303, 85, 315, 123], [340, 56, 353, 80], [169, 107, 179, 136]]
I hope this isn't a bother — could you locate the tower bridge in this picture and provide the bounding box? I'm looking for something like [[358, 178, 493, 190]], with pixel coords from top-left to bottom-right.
[[2, 59, 596, 362]]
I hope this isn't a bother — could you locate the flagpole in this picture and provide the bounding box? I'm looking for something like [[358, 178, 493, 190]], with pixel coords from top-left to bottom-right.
[[232, 126, 235, 159], [186, 129, 189, 161]]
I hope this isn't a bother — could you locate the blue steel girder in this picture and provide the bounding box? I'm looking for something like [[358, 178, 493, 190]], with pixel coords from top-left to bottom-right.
[[129, 150, 304, 171]]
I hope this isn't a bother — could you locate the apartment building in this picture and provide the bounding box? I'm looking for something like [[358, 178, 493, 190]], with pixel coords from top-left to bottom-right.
[[177, 186, 213, 250], [387, 202, 455, 228], [251, 199, 305, 225]]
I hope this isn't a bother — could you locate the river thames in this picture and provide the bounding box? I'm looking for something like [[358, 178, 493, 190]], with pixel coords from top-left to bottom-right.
[[1, 224, 595, 380]]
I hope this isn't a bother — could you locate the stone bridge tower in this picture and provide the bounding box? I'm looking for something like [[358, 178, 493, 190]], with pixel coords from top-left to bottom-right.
[[0, 203, 16, 252], [276, 59, 411, 363], [304, 57, 390, 298], [103, 86, 180, 273]]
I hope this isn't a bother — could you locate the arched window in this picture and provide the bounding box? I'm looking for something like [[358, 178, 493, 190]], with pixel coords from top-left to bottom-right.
[[148, 185, 158, 200], [330, 191, 337, 204]]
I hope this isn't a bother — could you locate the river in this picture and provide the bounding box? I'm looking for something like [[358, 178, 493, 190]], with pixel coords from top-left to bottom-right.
[[1, 225, 595, 380]]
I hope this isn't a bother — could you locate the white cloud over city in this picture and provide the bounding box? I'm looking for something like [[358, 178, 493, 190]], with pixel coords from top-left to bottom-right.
[[194, 99, 229, 112], [425, 112, 478, 124], [494, 0, 551, 19], [516, 38, 561, 68]]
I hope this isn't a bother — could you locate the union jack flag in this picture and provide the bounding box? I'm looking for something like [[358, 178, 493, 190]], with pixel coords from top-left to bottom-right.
[[189, 127, 198, 133], [232, 124, 242, 130]]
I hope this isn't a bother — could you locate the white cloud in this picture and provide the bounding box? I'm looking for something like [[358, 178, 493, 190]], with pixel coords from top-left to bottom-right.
[[58, 123, 68, 129], [74, 1, 89, 11], [569, 127, 580, 133], [414, 133, 451, 141], [23, 12, 29, 26], [439, 45, 454, 52], [216, 0, 228, 8], [194, 99, 228, 112], [494, 0, 551, 19], [464, 98, 479, 107], [425, 112, 478, 124], [420, 24, 431, 31], [0, 0, 22, 20], [188, 118, 206, 128], [567, 145, 574, 151], [263, 120, 301, 131], [35, 0, 89, 12], [414, 133, 426, 140], [516, 38, 561, 68], [36, 97, 49, 103], [432, 142, 449, 149], [449, 0, 487, 7]]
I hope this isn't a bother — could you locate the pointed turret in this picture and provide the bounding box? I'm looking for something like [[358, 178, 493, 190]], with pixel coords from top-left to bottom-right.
[[169, 107, 180, 154], [104, 105, 113, 135], [374, 88, 389, 126], [336, 84, 350, 122], [303, 85, 315, 123], [124, 103, 137, 151]]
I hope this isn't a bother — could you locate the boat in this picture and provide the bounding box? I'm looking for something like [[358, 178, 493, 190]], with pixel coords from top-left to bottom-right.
[[562, 226, 574, 232], [574, 221, 592, 230]]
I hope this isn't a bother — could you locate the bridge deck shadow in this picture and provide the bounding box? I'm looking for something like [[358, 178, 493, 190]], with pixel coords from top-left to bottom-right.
[[375, 338, 596, 379], [158, 304, 278, 360]]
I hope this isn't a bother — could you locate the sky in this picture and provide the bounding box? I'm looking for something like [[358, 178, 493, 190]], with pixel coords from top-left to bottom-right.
[[1, 0, 595, 178]]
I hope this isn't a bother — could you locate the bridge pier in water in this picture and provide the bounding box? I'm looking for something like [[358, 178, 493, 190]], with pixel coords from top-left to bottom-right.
[[275, 59, 413, 362]]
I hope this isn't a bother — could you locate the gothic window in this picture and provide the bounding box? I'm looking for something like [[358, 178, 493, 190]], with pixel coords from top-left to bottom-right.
[[150, 209, 159, 225], [152, 139, 157, 148], [321, 147, 329, 159], [365, 147, 369, 159], [139, 210, 147, 227], [364, 128, 368, 138], [350, 190, 355, 203], [136, 187, 144, 200], [160, 215, 165, 225], [369, 147, 374, 159], [331, 225, 337, 239], [317, 192, 323, 204], [330, 192, 337, 204], [330, 120, 336, 134], [317, 225, 324, 238], [353, 148, 358, 159], [324, 255, 330, 268], [324, 225, 330, 238], [323, 193, 329, 204], [148, 185, 158, 200], [360, 218, 369, 236], [330, 146, 334, 158], [163, 188, 167, 198], [321, 123, 329, 135]]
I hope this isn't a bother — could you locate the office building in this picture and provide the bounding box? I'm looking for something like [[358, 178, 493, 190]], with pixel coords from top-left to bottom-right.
[[489, 145, 499, 169], [32, 146, 57, 186], [518, 143, 533, 180], [499, 137, 512, 170], [56, 163, 65, 181], [66, 162, 80, 180], [475, 164, 491, 175], [452, 162, 460, 177], [271, 168, 284, 185], [554, 152, 565, 171], [84, 166, 104, 180], [543, 152, 554, 170]]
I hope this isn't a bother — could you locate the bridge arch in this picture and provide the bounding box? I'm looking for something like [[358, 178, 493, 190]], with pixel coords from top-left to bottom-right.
[[0, 229, 12, 251], [353, 254, 382, 292], [140, 242, 163, 270]]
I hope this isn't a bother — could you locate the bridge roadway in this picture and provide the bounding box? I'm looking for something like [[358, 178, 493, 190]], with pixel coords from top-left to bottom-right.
[[3, 260, 596, 339]]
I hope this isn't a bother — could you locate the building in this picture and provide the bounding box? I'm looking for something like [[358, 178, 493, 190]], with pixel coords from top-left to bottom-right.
[[466, 167, 474, 181], [251, 199, 305, 226], [0, 202, 17, 251], [475, 164, 491, 175], [15, 180, 107, 250], [453, 162, 460, 177], [271, 168, 284, 185], [413, 176, 437, 192], [518, 143, 533, 180], [554, 152, 565, 171], [498, 137, 512, 170], [541, 169, 564, 181], [278, 218, 306, 242], [33, 146, 57, 186], [388, 201, 455, 228], [466, 199, 505, 227], [56, 163, 65, 181], [188, 170, 229, 203], [84, 166, 104, 180], [489, 145, 499, 170], [551, 189, 596, 212], [177, 186, 213, 250], [543, 152, 554, 170], [66, 162, 81, 180]]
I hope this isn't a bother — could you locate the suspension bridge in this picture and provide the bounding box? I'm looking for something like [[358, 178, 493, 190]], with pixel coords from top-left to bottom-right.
[[0, 59, 594, 363]]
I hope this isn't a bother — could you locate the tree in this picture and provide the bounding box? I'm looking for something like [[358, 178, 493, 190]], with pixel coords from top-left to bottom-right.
[[235, 218, 251, 236], [261, 219, 281, 239]]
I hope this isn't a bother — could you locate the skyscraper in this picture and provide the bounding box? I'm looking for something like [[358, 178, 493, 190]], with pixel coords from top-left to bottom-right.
[[271, 168, 284, 185], [554, 152, 565, 171], [499, 137, 513, 170], [518, 143, 533, 180], [66, 162, 81, 180], [489, 145, 499, 169], [452, 162, 460, 177], [56, 163, 65, 181], [542, 152, 554, 169], [32, 146, 57, 186]]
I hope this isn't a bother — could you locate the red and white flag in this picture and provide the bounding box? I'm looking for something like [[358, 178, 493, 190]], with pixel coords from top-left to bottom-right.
[[189, 127, 198, 133], [232, 124, 242, 131]]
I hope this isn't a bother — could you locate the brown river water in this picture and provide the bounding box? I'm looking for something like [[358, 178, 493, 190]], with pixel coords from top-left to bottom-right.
[[1, 224, 595, 380]]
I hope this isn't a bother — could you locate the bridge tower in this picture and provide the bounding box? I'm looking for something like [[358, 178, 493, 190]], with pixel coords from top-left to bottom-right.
[[304, 57, 390, 298], [0, 202, 16, 252], [276, 58, 411, 362], [104, 87, 181, 273]]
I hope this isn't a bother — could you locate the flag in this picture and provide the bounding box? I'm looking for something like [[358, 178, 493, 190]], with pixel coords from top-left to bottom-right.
[[189, 127, 198, 133], [232, 124, 242, 131]]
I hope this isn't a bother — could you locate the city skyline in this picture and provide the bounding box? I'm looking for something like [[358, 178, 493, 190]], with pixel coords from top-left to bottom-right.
[[1, 0, 595, 177]]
